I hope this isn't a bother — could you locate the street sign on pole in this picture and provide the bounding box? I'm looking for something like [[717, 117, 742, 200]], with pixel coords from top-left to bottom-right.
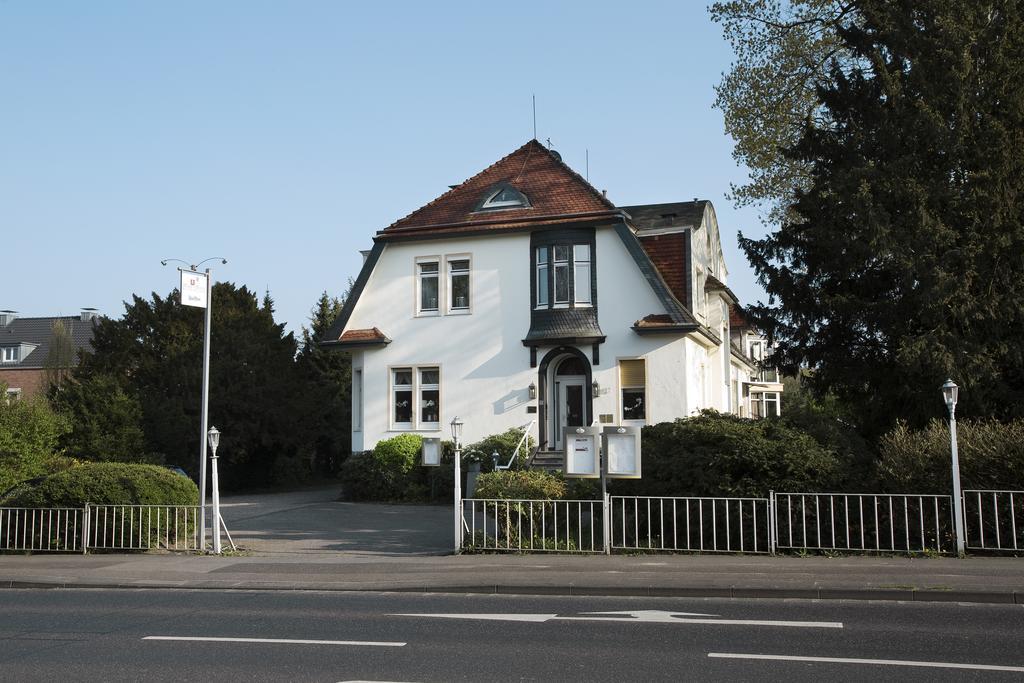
[[180, 270, 209, 308]]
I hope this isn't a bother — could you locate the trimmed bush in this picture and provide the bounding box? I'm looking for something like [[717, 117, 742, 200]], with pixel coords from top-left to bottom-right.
[[341, 434, 425, 502], [474, 470, 566, 500], [613, 411, 842, 498], [2, 462, 198, 508], [876, 419, 1024, 493], [466, 429, 536, 472]]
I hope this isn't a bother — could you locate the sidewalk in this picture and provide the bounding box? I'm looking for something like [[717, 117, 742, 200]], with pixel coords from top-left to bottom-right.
[[3, 488, 1022, 603], [2, 552, 1023, 604]]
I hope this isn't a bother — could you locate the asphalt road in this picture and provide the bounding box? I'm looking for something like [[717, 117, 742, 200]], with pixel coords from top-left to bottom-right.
[[1, 589, 1023, 681]]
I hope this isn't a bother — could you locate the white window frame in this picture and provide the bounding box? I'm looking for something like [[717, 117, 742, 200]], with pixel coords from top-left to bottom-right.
[[1, 346, 16, 363], [446, 255, 472, 314], [553, 245, 571, 307], [535, 246, 549, 308], [388, 364, 442, 432], [618, 357, 647, 424], [415, 257, 441, 317], [573, 244, 591, 306], [352, 369, 363, 432], [481, 186, 526, 209]]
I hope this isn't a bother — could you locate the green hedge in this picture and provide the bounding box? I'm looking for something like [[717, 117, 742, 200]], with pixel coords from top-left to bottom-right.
[[2, 462, 198, 508], [474, 470, 566, 500], [466, 429, 536, 472], [613, 411, 842, 498], [340, 434, 457, 502], [877, 418, 1024, 493]]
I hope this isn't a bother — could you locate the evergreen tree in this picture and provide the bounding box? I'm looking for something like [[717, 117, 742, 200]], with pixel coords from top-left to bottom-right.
[[297, 285, 352, 475], [741, 1, 1024, 436]]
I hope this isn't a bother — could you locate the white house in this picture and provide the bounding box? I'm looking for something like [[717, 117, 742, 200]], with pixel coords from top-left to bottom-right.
[[323, 140, 782, 457]]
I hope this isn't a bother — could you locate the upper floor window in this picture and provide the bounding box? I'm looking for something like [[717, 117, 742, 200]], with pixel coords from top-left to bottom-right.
[[417, 260, 439, 315], [480, 184, 529, 210], [535, 243, 593, 309], [448, 257, 470, 312], [1, 346, 16, 363]]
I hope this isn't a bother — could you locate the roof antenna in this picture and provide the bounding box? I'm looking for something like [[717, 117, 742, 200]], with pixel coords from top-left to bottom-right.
[[546, 137, 552, 149], [532, 94, 537, 140]]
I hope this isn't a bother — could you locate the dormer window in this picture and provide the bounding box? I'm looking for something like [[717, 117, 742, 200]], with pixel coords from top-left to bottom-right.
[[1, 346, 16, 363], [478, 184, 529, 211]]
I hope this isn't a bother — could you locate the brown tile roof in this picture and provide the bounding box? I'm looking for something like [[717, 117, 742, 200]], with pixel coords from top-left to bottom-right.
[[634, 314, 674, 327], [638, 232, 688, 307], [729, 304, 750, 329], [380, 140, 617, 236], [338, 327, 388, 343]]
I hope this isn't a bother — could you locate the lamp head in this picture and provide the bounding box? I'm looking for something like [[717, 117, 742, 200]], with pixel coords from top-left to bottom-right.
[[207, 425, 221, 455], [941, 379, 958, 408], [450, 416, 464, 442]]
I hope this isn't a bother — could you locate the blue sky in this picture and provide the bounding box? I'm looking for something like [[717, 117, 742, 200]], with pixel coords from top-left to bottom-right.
[[1, 1, 767, 335]]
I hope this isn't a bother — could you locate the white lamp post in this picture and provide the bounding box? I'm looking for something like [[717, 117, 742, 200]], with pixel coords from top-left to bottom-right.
[[942, 379, 965, 555], [207, 425, 222, 555], [450, 416, 464, 553], [163, 256, 226, 551]]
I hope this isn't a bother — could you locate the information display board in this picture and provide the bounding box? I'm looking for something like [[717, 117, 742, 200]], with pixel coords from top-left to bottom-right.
[[421, 437, 441, 467], [603, 426, 641, 478], [563, 426, 602, 478], [180, 270, 208, 309]]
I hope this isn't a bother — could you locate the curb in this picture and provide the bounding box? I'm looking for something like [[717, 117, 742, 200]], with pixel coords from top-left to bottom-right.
[[2, 579, 1021, 604]]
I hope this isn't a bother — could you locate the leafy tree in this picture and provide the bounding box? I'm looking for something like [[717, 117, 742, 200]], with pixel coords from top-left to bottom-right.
[[0, 386, 73, 491], [298, 286, 352, 475], [741, 2, 1024, 436], [710, 0, 859, 221], [74, 283, 314, 488]]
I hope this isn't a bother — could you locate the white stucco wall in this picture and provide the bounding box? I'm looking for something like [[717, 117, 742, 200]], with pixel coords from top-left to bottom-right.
[[344, 224, 727, 450]]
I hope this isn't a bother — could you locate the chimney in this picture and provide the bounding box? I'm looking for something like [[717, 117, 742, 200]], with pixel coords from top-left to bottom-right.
[[80, 308, 99, 323], [0, 310, 15, 327]]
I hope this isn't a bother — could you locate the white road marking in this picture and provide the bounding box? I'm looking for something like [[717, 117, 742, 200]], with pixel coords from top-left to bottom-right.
[[708, 652, 1024, 672], [143, 636, 405, 647], [394, 610, 842, 629]]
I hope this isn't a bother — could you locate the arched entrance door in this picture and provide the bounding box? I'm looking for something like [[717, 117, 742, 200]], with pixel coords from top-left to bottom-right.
[[537, 348, 593, 451]]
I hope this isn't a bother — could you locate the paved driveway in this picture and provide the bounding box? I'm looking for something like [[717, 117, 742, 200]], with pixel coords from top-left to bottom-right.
[[218, 486, 453, 556]]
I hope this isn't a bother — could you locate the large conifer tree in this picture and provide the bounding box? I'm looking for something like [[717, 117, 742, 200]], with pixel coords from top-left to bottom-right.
[[741, 2, 1024, 435]]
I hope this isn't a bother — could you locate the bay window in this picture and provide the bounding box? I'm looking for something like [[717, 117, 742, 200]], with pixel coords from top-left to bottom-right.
[[534, 240, 594, 309]]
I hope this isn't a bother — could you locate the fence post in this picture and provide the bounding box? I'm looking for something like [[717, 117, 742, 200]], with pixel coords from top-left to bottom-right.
[[81, 503, 90, 555], [768, 491, 776, 556], [603, 492, 611, 555]]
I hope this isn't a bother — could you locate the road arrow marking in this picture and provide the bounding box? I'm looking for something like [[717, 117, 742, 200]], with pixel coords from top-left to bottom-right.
[[394, 610, 842, 629]]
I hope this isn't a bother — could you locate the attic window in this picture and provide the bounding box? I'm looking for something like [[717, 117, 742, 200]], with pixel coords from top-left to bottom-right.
[[480, 185, 529, 210]]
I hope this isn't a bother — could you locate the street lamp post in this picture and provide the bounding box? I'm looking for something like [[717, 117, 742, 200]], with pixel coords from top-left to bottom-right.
[[942, 379, 965, 555], [162, 256, 226, 551], [450, 416, 464, 553], [207, 426, 222, 555]]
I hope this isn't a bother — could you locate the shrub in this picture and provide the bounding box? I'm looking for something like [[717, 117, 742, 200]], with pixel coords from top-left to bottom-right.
[[474, 470, 566, 500], [341, 434, 425, 501], [2, 462, 198, 508], [876, 419, 1024, 493], [0, 392, 72, 492], [612, 411, 842, 498], [466, 429, 536, 472]]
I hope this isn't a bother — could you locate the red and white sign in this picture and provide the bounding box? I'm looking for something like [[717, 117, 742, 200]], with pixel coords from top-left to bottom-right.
[[180, 270, 208, 309]]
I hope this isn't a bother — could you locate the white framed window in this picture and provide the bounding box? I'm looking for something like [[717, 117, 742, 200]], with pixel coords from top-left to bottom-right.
[[751, 391, 780, 418], [4, 388, 20, 403], [352, 369, 363, 432], [1, 346, 16, 363], [419, 367, 440, 427], [553, 245, 570, 306], [535, 243, 593, 309], [416, 259, 440, 315], [573, 244, 591, 305], [447, 256, 471, 313], [481, 186, 527, 209], [536, 247, 549, 307], [390, 365, 441, 431], [619, 359, 647, 423]]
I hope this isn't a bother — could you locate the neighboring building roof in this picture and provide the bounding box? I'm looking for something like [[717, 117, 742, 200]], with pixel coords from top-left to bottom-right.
[[620, 200, 709, 233], [380, 139, 618, 237], [705, 273, 740, 304], [729, 304, 751, 329], [637, 231, 689, 308], [0, 315, 96, 369]]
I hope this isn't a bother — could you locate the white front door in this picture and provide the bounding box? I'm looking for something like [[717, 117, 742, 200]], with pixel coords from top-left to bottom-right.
[[552, 376, 587, 450]]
